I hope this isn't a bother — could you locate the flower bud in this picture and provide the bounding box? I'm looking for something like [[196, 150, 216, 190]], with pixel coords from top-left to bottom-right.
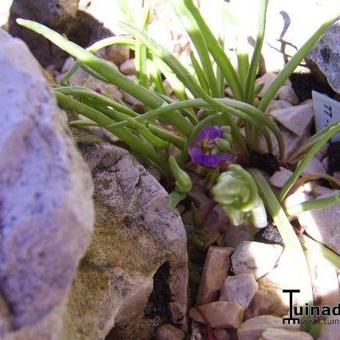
[[215, 138, 231, 152], [169, 156, 192, 193]]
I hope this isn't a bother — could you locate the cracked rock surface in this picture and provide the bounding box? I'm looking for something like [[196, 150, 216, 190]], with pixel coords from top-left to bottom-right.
[[64, 135, 188, 339]]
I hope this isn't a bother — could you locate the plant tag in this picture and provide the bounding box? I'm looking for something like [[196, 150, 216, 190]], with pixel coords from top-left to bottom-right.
[[312, 91, 340, 142]]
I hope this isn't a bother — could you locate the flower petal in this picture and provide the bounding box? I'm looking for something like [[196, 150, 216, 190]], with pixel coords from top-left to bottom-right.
[[195, 125, 224, 142]]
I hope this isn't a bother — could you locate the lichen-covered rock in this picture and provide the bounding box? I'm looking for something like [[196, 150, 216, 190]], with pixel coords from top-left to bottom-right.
[[63, 139, 188, 339], [0, 29, 94, 338], [309, 20, 340, 93]]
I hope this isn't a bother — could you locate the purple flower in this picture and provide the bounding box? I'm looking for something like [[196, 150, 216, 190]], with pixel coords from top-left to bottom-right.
[[189, 125, 233, 168]]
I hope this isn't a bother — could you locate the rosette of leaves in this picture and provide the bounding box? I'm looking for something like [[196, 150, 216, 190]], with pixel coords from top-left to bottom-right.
[[212, 164, 267, 228]]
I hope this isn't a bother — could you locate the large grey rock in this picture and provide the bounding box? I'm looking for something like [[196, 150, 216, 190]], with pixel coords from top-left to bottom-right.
[[0, 29, 94, 338], [309, 21, 340, 93], [63, 139, 188, 340]]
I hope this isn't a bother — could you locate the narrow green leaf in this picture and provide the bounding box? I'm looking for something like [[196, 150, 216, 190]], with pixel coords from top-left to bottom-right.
[[287, 191, 340, 216], [60, 36, 135, 85], [279, 121, 340, 201], [251, 169, 314, 305], [55, 92, 168, 173], [173, 0, 219, 96], [300, 234, 340, 270], [189, 51, 210, 93], [178, 0, 243, 99], [259, 15, 339, 111], [17, 19, 164, 108], [244, 0, 269, 103], [17, 19, 193, 136]]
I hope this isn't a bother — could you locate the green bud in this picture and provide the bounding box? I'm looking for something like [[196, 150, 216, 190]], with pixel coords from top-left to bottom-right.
[[212, 165, 267, 228], [169, 156, 192, 193], [215, 138, 231, 152], [212, 165, 257, 212]]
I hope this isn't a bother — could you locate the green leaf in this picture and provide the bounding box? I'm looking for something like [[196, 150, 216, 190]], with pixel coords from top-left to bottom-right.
[[279, 121, 340, 201], [258, 14, 339, 111], [177, 0, 243, 99], [244, 0, 269, 103], [251, 169, 314, 305], [173, 0, 219, 96]]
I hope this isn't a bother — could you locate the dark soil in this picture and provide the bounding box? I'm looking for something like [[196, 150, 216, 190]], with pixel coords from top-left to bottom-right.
[[144, 262, 173, 322], [290, 66, 339, 102], [249, 151, 280, 176], [327, 142, 340, 174]]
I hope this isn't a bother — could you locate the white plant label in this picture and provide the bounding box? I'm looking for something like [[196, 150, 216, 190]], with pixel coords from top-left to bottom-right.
[[312, 90, 340, 142]]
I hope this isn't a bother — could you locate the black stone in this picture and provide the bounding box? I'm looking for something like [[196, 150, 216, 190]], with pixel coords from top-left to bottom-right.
[[249, 151, 280, 176], [255, 224, 284, 246]]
